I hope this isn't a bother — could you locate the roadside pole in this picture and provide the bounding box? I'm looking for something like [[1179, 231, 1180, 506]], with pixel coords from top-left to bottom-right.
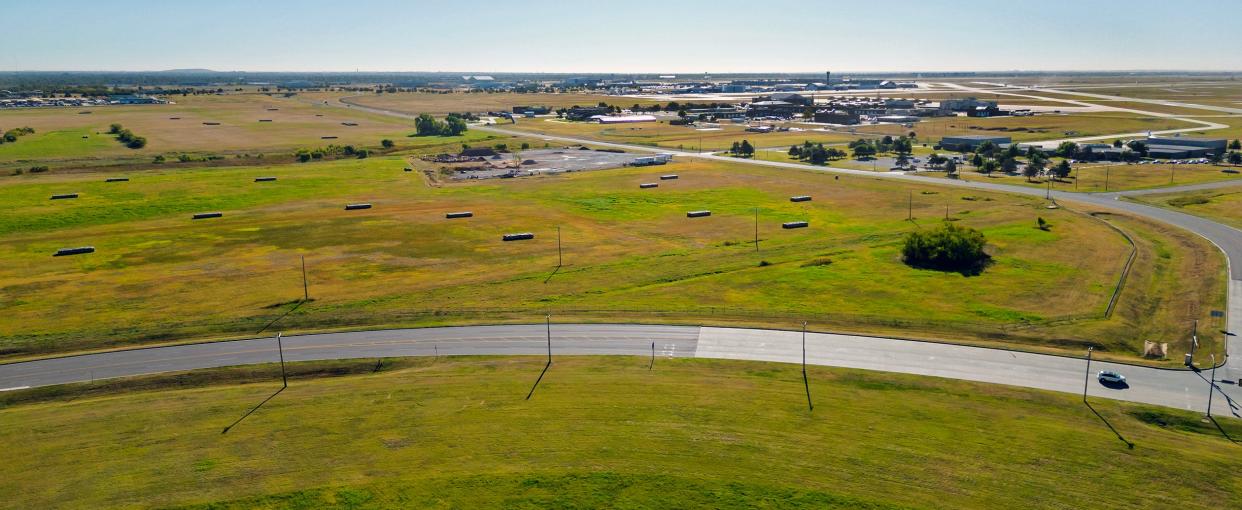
[[1207, 354, 1217, 418], [301, 255, 309, 301], [802, 321, 813, 411], [277, 332, 288, 388], [1082, 347, 1093, 402]]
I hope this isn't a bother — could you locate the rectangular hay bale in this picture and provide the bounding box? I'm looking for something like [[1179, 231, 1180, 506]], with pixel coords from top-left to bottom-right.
[[192, 212, 223, 220], [254, 177, 277, 182], [660, 174, 679, 180], [503, 232, 535, 241], [639, 183, 658, 189], [345, 203, 372, 210], [50, 193, 79, 200], [54, 246, 95, 257], [686, 210, 711, 218], [782, 221, 809, 229], [446, 211, 474, 219], [790, 195, 812, 202]]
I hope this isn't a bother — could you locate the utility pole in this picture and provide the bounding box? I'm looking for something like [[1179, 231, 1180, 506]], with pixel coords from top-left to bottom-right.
[[301, 255, 309, 301], [802, 321, 813, 411], [754, 208, 759, 252], [649, 341, 655, 370], [1104, 165, 1110, 192], [557, 226, 562, 268], [1082, 347, 1093, 402], [1207, 354, 1217, 418], [277, 332, 288, 388], [907, 191, 913, 221]]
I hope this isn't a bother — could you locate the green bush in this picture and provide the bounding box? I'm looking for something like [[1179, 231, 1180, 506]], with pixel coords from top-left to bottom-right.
[[902, 222, 990, 274]]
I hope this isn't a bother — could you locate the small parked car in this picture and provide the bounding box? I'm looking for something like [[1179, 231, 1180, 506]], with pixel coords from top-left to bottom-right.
[[1098, 370, 1126, 384]]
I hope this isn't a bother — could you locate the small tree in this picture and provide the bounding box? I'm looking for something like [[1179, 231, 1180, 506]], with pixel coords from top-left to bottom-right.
[[1052, 159, 1072, 179], [1037, 217, 1050, 231], [1230, 139, 1241, 150], [109, 123, 123, 134], [895, 152, 910, 168], [945, 159, 958, 177], [739, 139, 754, 157], [381, 139, 394, 148], [979, 159, 998, 175], [1024, 157, 1045, 181], [1229, 151, 1242, 165], [971, 153, 984, 167]]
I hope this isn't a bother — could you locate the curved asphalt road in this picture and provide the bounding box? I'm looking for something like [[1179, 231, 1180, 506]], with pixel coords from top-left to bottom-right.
[[2, 94, 1238, 419]]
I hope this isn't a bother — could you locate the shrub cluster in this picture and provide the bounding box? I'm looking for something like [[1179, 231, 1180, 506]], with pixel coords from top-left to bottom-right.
[[1, 126, 35, 143], [413, 113, 468, 137], [902, 222, 990, 274], [108, 123, 146, 149]]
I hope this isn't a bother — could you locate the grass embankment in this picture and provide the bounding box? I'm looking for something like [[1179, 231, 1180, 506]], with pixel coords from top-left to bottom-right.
[[1128, 185, 1242, 230], [0, 156, 1222, 361], [0, 356, 1238, 509]]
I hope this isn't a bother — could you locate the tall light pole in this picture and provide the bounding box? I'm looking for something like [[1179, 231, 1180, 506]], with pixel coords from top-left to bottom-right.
[[556, 226, 563, 268]]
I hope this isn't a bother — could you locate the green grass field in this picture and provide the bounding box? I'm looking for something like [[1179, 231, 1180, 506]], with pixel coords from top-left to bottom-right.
[[1, 356, 1238, 509], [1127, 184, 1242, 230], [0, 155, 1225, 362], [0, 94, 429, 165]]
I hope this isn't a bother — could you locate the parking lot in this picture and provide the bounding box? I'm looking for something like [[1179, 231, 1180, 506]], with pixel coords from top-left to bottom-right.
[[452, 148, 655, 180]]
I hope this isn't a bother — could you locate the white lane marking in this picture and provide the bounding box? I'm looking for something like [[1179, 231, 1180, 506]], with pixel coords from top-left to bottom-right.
[[0, 386, 31, 392]]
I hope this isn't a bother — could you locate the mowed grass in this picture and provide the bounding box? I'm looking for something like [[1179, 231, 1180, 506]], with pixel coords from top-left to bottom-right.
[[1, 155, 1223, 361], [1128, 185, 1242, 230], [0, 93, 423, 164], [0, 356, 1238, 509]]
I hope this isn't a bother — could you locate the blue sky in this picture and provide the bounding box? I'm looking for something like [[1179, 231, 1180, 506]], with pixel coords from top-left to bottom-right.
[[7, 0, 1240, 72]]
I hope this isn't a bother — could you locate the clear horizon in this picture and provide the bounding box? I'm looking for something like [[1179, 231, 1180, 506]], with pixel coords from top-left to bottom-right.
[[7, 0, 1241, 73]]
